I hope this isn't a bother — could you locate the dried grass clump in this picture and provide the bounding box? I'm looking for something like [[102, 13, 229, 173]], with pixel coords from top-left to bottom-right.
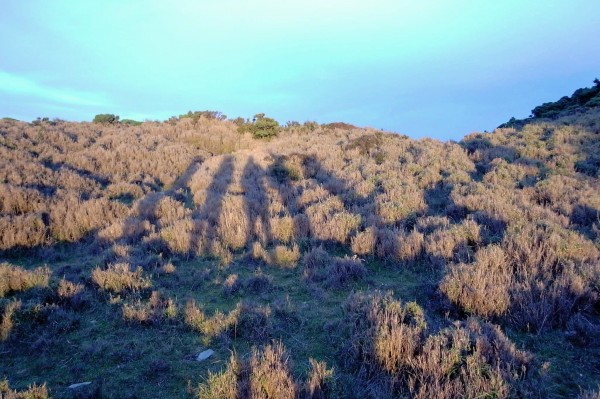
[[0, 214, 48, 250], [1, 300, 22, 341], [306, 197, 361, 243], [222, 274, 241, 296], [0, 184, 45, 215], [235, 301, 272, 341], [91, 262, 151, 293], [395, 229, 425, 262], [326, 256, 367, 288], [375, 228, 397, 259], [185, 299, 272, 342], [0, 263, 50, 297], [302, 358, 335, 399], [218, 195, 250, 250], [184, 300, 238, 340], [56, 279, 86, 308], [0, 379, 49, 399], [197, 342, 301, 399], [341, 291, 426, 375], [440, 245, 512, 318], [351, 227, 377, 256], [302, 246, 332, 282], [122, 291, 177, 325], [424, 219, 480, 262], [578, 388, 600, 399], [375, 188, 426, 225], [244, 268, 274, 294], [153, 195, 190, 227], [159, 218, 194, 254], [503, 223, 599, 331], [252, 243, 301, 268], [340, 291, 532, 398], [270, 216, 295, 243], [270, 244, 301, 268], [197, 352, 240, 399], [57, 279, 84, 299], [49, 196, 128, 242]]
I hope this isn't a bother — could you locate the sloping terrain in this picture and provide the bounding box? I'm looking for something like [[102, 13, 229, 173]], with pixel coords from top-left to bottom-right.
[[1, 97, 599, 398]]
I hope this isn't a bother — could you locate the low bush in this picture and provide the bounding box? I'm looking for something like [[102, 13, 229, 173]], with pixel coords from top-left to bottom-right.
[[222, 274, 241, 296], [184, 299, 238, 340], [326, 256, 367, 288], [0, 379, 49, 398], [252, 243, 301, 268], [1, 300, 22, 341], [302, 246, 332, 282], [91, 262, 151, 294], [0, 263, 50, 297], [440, 245, 512, 318], [122, 291, 177, 325], [198, 342, 333, 399], [244, 268, 273, 294], [93, 113, 119, 124], [339, 291, 533, 398]]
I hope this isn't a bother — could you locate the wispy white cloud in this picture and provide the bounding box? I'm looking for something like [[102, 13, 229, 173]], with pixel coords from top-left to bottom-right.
[[0, 70, 112, 107]]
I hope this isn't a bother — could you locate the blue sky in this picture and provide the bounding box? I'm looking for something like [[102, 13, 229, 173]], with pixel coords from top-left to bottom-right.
[[1, 1, 599, 140]]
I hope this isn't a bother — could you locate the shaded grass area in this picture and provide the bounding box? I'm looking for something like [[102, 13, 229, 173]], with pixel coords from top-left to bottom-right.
[[2, 246, 597, 398], [0, 244, 435, 398]]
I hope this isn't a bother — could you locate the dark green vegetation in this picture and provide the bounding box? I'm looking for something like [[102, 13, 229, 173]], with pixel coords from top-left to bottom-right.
[[1, 83, 599, 398], [500, 79, 600, 128], [93, 114, 120, 124]]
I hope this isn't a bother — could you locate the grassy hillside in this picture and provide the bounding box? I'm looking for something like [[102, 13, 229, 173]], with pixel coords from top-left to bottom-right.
[[1, 96, 599, 398]]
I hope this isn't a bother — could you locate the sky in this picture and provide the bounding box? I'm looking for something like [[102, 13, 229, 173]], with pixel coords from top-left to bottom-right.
[[1, 1, 599, 140]]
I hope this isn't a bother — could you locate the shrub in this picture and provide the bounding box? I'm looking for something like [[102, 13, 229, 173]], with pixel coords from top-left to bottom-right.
[[91, 262, 151, 293], [339, 291, 533, 398], [244, 268, 274, 294], [395, 229, 425, 262], [302, 246, 332, 282], [1, 300, 22, 341], [440, 245, 512, 318], [270, 244, 301, 268], [302, 359, 335, 399], [122, 291, 177, 325], [271, 216, 295, 243], [325, 256, 367, 288], [222, 274, 241, 296], [0, 263, 50, 297], [197, 342, 296, 399], [236, 301, 272, 341], [93, 113, 120, 124], [351, 227, 377, 256], [0, 379, 49, 398], [252, 243, 301, 268], [504, 223, 599, 331], [184, 300, 238, 340], [247, 114, 280, 139], [579, 388, 600, 399], [56, 279, 86, 308]]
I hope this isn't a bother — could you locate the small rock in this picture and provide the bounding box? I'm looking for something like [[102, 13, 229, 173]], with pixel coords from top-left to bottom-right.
[[68, 382, 92, 389], [196, 349, 215, 362]]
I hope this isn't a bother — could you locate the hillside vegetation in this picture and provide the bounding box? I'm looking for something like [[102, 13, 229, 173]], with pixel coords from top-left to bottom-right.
[[1, 86, 599, 398]]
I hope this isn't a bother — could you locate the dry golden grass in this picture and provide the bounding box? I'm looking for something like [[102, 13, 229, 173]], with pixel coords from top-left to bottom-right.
[[1, 105, 599, 397], [0, 300, 21, 341], [122, 291, 177, 325], [0, 379, 49, 398], [440, 245, 511, 318], [0, 263, 50, 297], [91, 262, 151, 293], [341, 291, 532, 398]]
